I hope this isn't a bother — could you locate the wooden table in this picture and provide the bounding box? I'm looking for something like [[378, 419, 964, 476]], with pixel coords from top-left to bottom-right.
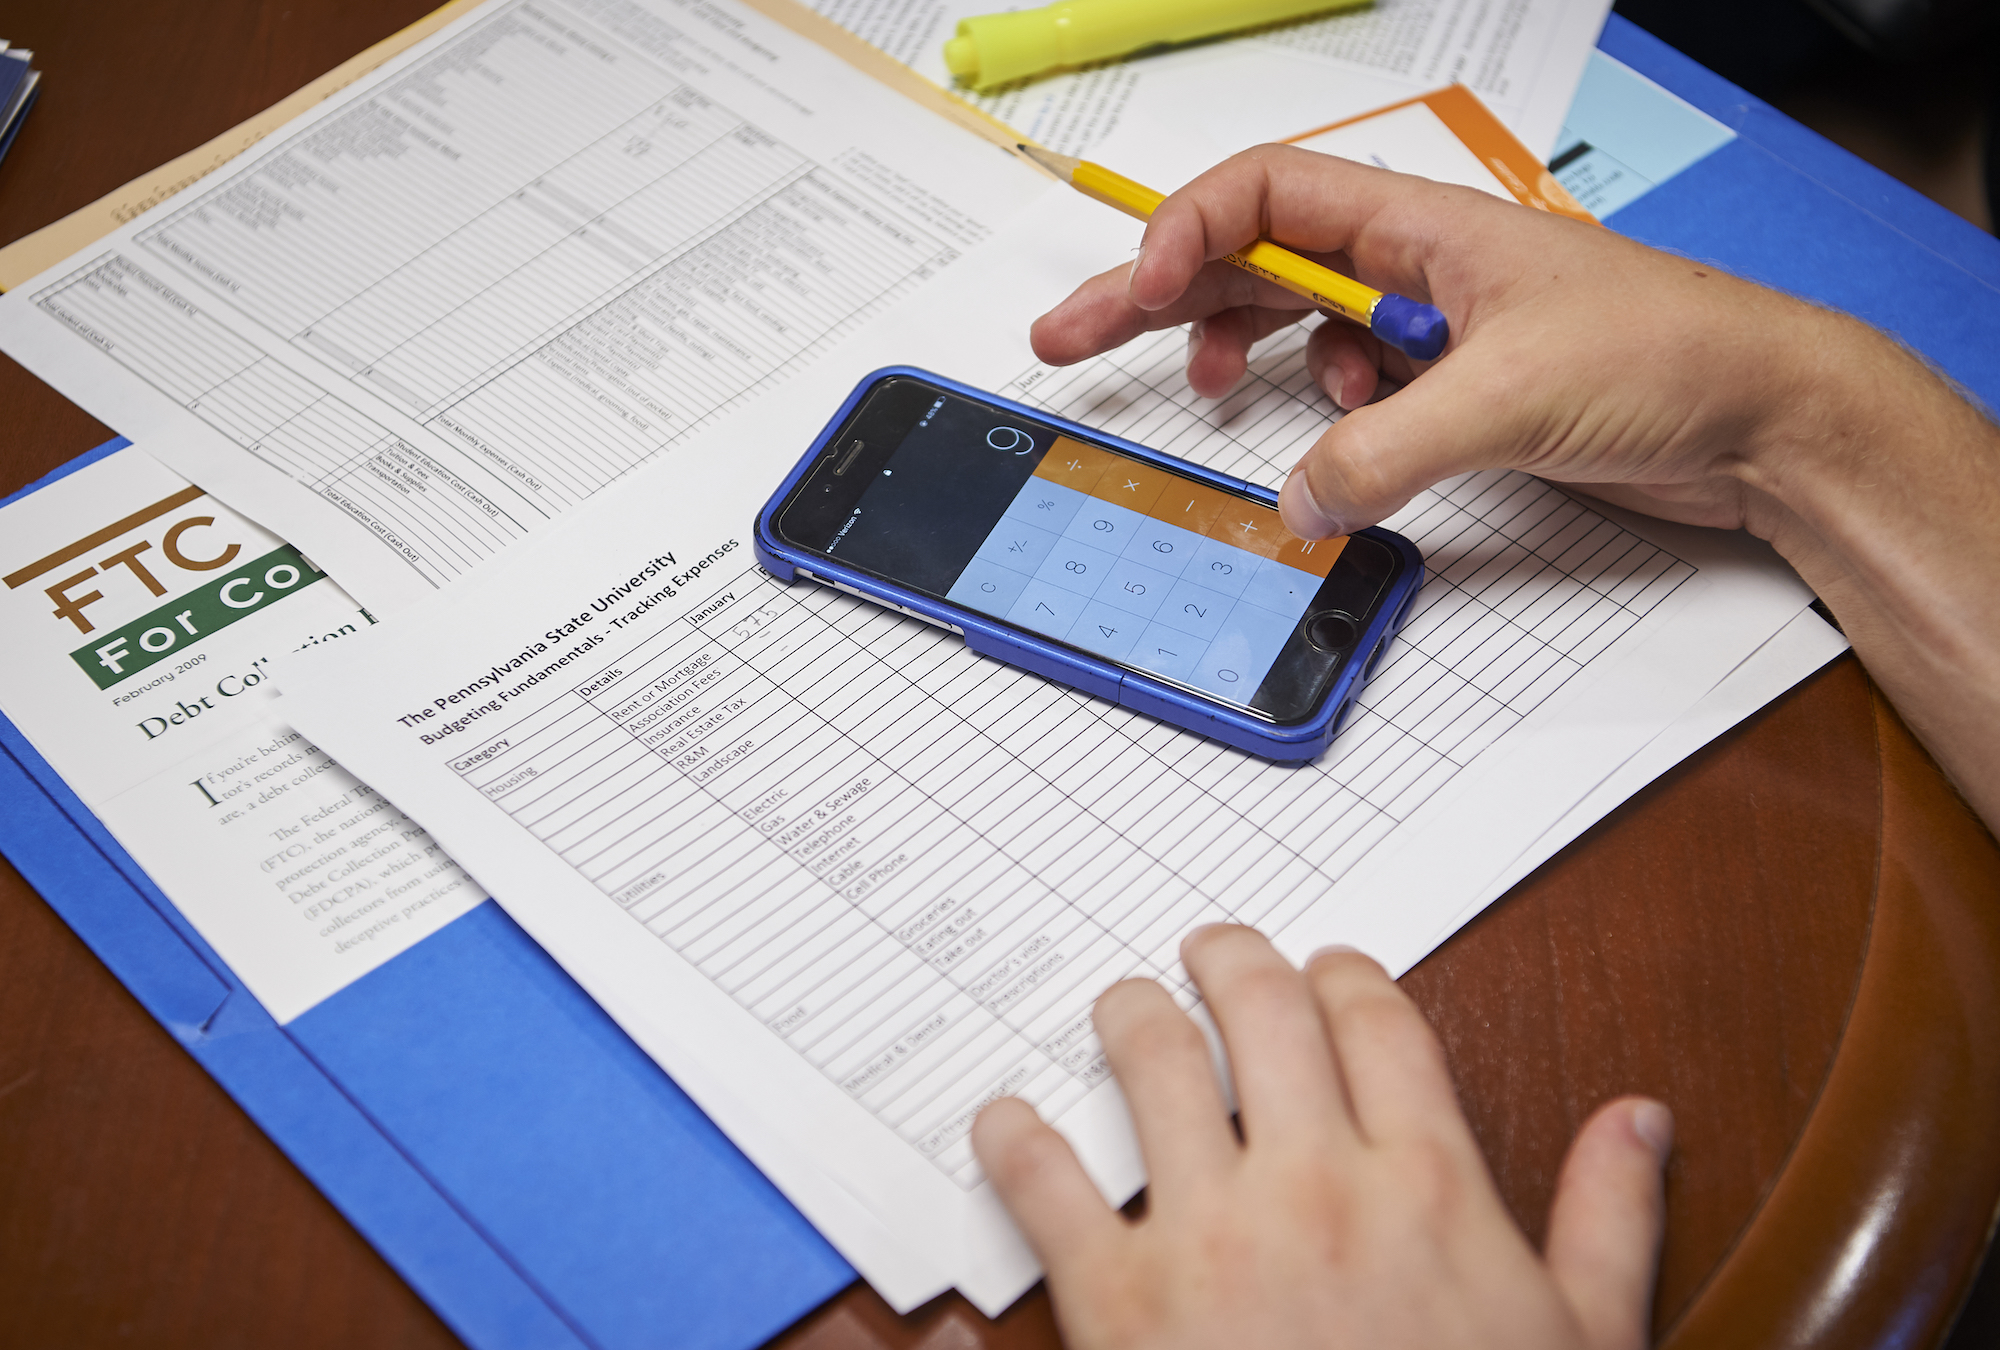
[[4, 3, 1999, 1346]]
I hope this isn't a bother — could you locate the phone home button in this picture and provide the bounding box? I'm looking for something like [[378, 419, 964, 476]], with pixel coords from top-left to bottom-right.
[[1304, 611, 1359, 653]]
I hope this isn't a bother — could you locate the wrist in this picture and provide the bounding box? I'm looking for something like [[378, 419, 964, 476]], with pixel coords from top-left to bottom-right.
[[1727, 308, 1886, 547], [1723, 307, 2000, 828]]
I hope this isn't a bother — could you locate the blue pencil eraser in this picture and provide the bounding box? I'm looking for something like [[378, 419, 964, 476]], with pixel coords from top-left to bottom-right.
[[1370, 294, 1449, 361]]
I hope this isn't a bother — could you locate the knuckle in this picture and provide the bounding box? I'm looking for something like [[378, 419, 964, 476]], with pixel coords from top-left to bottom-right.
[[1267, 1158, 1363, 1264], [1220, 962, 1306, 1020], [1086, 1267, 1171, 1346], [1382, 1136, 1469, 1223], [1338, 989, 1432, 1055]]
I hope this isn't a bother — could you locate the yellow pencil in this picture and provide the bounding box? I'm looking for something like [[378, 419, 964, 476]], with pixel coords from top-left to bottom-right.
[[1018, 144, 1449, 361]]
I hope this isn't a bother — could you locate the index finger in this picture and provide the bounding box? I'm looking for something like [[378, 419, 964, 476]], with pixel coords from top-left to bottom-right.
[[1029, 254, 1318, 368], [1128, 144, 1502, 318]]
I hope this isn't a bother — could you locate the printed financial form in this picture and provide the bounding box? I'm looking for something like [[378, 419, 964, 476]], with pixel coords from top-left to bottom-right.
[[281, 189, 1821, 1312], [0, 0, 1048, 612]]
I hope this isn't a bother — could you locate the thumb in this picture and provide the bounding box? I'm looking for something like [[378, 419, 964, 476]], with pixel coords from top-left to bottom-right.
[[1277, 344, 1534, 538], [1544, 1097, 1673, 1350]]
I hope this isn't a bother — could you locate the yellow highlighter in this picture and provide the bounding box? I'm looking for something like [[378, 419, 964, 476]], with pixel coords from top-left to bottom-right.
[[1019, 144, 1450, 361], [945, 0, 1371, 90]]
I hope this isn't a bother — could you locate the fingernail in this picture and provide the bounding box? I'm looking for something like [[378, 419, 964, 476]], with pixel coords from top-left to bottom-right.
[[1127, 244, 1147, 294], [1279, 469, 1341, 539], [1186, 318, 1207, 363], [1631, 1100, 1675, 1161], [1322, 365, 1354, 412]]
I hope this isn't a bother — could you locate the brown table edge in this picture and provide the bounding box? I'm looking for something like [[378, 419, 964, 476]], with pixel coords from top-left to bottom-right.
[[1661, 683, 2000, 1348]]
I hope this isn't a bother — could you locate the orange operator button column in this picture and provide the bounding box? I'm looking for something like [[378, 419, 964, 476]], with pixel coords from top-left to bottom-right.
[[1031, 436, 1115, 495], [1086, 453, 1175, 514], [1276, 531, 1347, 578], [1151, 478, 1233, 536], [1205, 500, 1286, 561]]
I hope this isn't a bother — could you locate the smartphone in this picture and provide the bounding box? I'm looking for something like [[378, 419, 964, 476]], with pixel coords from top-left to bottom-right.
[[753, 368, 1423, 762]]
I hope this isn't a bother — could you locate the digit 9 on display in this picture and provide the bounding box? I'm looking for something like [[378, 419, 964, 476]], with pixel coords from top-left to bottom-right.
[[754, 368, 1424, 761]]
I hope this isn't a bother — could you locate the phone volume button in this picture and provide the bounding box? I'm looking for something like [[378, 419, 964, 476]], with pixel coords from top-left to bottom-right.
[[803, 570, 961, 635]]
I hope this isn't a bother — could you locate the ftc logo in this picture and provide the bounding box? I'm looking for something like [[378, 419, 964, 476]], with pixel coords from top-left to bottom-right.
[[5, 485, 243, 635]]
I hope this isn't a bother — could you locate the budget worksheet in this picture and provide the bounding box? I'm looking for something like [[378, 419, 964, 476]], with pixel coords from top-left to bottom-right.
[[0, 0, 1047, 613], [278, 183, 1820, 1311]]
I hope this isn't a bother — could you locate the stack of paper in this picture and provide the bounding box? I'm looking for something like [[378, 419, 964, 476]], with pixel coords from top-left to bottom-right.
[[0, 0, 1845, 1324], [812, 0, 1611, 160], [0, 41, 38, 166]]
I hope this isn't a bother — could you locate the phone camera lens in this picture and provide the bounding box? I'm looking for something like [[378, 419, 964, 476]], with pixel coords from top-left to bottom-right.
[[1305, 611, 1358, 652]]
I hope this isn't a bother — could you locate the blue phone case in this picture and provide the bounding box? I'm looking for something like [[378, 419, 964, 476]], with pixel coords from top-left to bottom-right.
[[753, 367, 1424, 762]]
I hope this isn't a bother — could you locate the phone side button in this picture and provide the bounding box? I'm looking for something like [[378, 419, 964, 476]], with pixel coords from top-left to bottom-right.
[[800, 569, 963, 635], [1362, 639, 1389, 682]]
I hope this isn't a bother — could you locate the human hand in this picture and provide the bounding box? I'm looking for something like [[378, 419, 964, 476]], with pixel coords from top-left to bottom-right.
[[972, 926, 1672, 1350], [1029, 144, 1836, 542]]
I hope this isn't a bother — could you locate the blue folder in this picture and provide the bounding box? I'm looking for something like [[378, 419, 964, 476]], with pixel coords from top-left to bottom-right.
[[1595, 18, 2000, 410], [3, 14, 1996, 1348], [1, 453, 852, 1350]]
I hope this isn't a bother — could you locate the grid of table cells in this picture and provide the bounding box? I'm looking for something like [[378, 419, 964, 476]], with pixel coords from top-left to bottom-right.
[[999, 326, 1695, 932]]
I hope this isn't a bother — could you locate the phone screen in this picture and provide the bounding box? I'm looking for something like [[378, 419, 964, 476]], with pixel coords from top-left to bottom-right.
[[776, 377, 1386, 721]]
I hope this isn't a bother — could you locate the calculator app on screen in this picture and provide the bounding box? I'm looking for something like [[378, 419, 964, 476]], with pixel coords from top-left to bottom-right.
[[945, 438, 1344, 703]]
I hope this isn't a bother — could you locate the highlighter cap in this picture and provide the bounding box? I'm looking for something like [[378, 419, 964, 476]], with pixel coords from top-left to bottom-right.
[[946, 0, 1375, 90], [1369, 294, 1449, 362], [950, 11, 1063, 88]]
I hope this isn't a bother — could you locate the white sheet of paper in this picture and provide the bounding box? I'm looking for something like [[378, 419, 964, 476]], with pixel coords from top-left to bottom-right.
[[0, 446, 483, 1022], [814, 0, 1611, 160], [1454, 604, 1848, 932], [1290, 100, 1520, 198], [276, 180, 1816, 1310], [0, 453, 952, 1308], [0, 0, 1048, 616]]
